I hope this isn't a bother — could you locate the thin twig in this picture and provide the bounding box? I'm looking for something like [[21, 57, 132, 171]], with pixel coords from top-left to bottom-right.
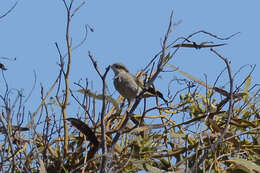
[[88, 51, 110, 172], [190, 48, 234, 172], [147, 11, 174, 87], [0, 1, 18, 20], [26, 74, 60, 128], [71, 1, 85, 18]]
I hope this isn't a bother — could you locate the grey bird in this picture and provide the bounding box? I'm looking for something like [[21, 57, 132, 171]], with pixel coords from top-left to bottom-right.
[[111, 63, 167, 103]]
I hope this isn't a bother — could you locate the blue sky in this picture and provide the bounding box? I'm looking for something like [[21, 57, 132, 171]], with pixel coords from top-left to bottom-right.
[[0, 1, 259, 114]]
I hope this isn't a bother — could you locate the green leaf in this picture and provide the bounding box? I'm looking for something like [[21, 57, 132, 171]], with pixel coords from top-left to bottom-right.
[[243, 76, 251, 102], [130, 124, 165, 134], [171, 132, 186, 138], [77, 89, 119, 111], [227, 158, 260, 173], [167, 64, 212, 89], [236, 92, 248, 98], [256, 135, 260, 145], [244, 76, 251, 93], [162, 53, 172, 64], [134, 160, 167, 173]]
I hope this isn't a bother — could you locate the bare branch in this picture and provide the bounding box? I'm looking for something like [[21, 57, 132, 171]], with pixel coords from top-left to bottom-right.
[[71, 1, 85, 18], [0, 1, 18, 20], [190, 48, 234, 172], [146, 11, 174, 87], [88, 51, 111, 172]]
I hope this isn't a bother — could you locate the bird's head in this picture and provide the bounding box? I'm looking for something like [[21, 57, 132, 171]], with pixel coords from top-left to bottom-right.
[[111, 63, 129, 75]]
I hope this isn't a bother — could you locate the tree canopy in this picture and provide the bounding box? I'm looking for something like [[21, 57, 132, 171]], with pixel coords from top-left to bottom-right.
[[0, 1, 259, 173]]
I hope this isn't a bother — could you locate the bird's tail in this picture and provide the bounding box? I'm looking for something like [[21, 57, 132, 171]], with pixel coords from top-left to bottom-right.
[[143, 87, 168, 103]]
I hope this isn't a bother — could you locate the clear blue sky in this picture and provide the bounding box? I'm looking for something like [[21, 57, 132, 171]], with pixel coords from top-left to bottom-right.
[[0, 1, 259, 113]]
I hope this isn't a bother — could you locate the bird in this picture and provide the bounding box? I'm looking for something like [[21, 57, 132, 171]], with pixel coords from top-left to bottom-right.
[[111, 63, 167, 103]]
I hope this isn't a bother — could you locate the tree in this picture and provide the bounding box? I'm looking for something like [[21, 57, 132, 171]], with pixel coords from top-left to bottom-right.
[[0, 1, 259, 173]]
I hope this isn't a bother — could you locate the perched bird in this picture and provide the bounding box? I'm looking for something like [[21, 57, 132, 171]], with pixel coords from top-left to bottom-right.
[[111, 63, 167, 103]]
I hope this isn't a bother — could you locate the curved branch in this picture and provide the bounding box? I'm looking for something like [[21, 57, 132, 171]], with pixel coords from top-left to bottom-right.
[[0, 1, 18, 20]]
